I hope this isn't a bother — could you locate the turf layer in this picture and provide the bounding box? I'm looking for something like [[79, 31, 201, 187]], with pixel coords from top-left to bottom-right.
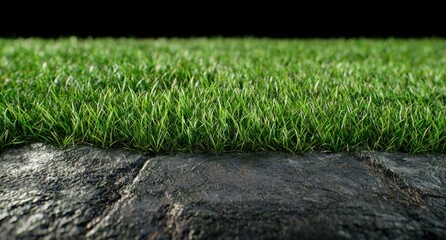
[[1, 38, 445, 153]]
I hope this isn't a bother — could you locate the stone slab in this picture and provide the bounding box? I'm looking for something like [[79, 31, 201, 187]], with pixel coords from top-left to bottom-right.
[[1, 144, 445, 239]]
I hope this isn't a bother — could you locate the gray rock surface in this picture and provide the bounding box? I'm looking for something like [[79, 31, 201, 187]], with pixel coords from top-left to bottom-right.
[[0, 143, 147, 239], [0, 144, 445, 239]]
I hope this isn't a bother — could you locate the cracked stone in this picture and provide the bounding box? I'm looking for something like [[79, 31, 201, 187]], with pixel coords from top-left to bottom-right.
[[87, 152, 446, 239], [360, 152, 446, 222], [1, 144, 445, 239]]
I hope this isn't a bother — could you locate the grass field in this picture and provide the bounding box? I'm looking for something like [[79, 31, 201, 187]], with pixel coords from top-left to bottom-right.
[[1, 38, 445, 153]]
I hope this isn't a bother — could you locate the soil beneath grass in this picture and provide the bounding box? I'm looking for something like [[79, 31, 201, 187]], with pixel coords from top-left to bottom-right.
[[1, 143, 445, 239]]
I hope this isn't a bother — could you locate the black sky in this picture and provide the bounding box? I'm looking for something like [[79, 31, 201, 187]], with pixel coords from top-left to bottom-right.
[[1, 4, 444, 38]]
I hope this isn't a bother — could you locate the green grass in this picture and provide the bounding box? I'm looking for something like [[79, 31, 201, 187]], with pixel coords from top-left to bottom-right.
[[1, 38, 446, 153]]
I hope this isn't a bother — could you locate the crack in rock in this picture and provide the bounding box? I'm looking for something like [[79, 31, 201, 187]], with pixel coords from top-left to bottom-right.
[[85, 156, 152, 237], [356, 152, 446, 224], [356, 153, 427, 207]]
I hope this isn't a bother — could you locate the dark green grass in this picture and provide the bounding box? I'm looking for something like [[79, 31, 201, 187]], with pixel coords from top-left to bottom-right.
[[1, 38, 445, 153]]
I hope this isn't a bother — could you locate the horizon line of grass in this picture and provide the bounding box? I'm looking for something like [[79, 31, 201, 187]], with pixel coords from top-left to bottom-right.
[[1, 38, 446, 153]]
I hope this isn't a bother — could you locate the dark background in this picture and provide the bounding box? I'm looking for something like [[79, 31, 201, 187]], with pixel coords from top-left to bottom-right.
[[1, 4, 444, 38]]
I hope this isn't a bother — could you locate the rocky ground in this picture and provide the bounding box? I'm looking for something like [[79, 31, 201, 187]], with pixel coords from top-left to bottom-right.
[[1, 143, 445, 239]]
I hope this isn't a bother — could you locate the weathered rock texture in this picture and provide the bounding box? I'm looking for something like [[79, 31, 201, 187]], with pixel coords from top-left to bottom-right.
[[1, 144, 445, 239]]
